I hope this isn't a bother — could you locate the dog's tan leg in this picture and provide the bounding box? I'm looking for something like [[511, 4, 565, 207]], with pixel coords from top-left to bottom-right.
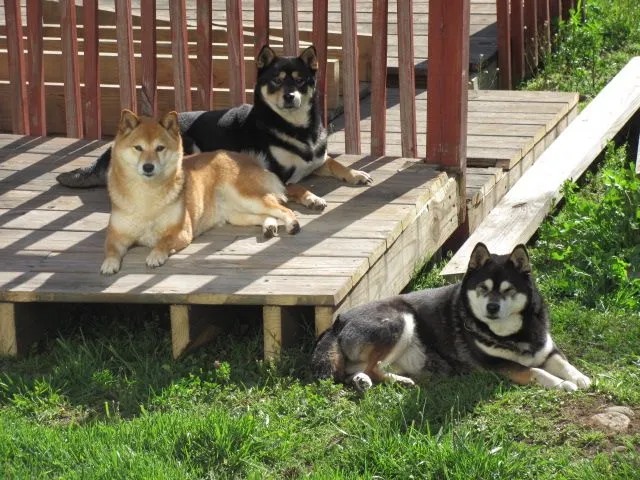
[[542, 352, 591, 389], [499, 365, 578, 392], [147, 228, 191, 269], [228, 212, 278, 237], [101, 225, 134, 275], [286, 183, 327, 211], [313, 157, 373, 186], [259, 194, 301, 235]]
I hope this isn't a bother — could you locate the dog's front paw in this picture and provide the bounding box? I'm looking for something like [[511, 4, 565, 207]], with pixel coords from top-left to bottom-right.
[[557, 380, 578, 393], [263, 218, 279, 239], [303, 193, 327, 211], [350, 373, 373, 392], [146, 250, 168, 268], [388, 374, 416, 387], [572, 373, 592, 389], [348, 169, 373, 186], [101, 257, 121, 275]]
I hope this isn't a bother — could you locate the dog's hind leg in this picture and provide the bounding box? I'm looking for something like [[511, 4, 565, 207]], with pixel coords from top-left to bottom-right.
[[285, 183, 327, 211], [255, 194, 301, 235]]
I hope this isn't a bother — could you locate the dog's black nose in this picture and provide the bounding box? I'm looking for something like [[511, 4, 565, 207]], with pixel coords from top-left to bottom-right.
[[486, 303, 500, 315], [142, 163, 155, 174], [283, 92, 295, 102]]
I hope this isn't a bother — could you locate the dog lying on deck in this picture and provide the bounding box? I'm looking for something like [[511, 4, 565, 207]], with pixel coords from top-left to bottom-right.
[[312, 242, 591, 392], [57, 45, 373, 212], [100, 109, 300, 275]]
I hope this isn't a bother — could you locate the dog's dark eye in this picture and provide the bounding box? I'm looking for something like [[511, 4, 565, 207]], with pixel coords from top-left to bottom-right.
[[156, 145, 165, 152], [134, 145, 143, 152], [295, 77, 306, 87], [272, 78, 283, 87]]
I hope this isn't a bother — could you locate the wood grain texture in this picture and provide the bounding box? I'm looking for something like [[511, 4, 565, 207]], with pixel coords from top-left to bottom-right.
[[524, 0, 538, 73], [254, 0, 270, 58], [82, 0, 101, 139], [3, 0, 29, 135], [312, 0, 329, 125], [369, 0, 388, 156], [263, 305, 283, 361], [442, 57, 640, 278], [340, 0, 361, 154], [226, 0, 247, 105], [281, 0, 299, 56], [510, 0, 525, 84], [169, 0, 192, 112], [537, 0, 551, 54], [26, 1, 46, 136], [140, 0, 158, 116], [115, 0, 137, 112], [195, 0, 213, 110], [397, 0, 417, 158], [60, 0, 83, 137]]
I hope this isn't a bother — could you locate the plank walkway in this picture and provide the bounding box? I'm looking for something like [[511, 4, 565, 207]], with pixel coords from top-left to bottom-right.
[[0, 135, 458, 359]]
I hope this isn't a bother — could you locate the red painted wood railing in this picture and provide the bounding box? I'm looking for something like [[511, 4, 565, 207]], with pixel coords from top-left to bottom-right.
[[498, 0, 578, 89]]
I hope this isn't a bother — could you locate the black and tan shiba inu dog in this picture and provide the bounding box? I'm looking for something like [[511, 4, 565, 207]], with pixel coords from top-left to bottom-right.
[[312, 243, 592, 392], [57, 45, 372, 211]]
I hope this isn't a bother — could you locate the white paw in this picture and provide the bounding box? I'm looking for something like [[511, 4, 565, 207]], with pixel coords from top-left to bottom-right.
[[303, 193, 327, 211], [557, 380, 578, 392], [262, 217, 279, 238], [572, 373, 592, 389], [100, 257, 121, 275], [351, 373, 373, 392], [349, 169, 373, 186], [146, 250, 168, 268], [389, 374, 416, 387]]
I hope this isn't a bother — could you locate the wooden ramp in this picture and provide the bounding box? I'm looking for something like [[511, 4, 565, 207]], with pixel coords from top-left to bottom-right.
[[0, 136, 459, 359], [441, 57, 640, 279]]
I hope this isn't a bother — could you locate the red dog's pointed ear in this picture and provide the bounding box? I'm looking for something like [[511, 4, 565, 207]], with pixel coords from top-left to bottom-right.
[[160, 111, 180, 136], [467, 242, 491, 271], [118, 109, 140, 136]]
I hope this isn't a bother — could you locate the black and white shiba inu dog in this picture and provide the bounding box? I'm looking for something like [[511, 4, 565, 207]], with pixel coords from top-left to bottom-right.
[[56, 45, 372, 210], [312, 243, 592, 392]]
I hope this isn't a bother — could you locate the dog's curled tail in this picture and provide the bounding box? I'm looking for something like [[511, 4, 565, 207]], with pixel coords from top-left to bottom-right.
[[311, 315, 347, 382]]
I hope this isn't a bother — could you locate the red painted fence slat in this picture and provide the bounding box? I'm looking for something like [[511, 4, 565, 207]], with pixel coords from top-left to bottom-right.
[[496, 0, 512, 89], [170, 0, 192, 112], [196, 0, 213, 111], [397, 0, 417, 158], [282, 0, 299, 56], [26, 0, 45, 135], [254, 0, 270, 59], [226, 0, 247, 105], [60, 0, 83, 137], [550, 0, 561, 31], [4, 0, 29, 135], [340, 0, 361, 154], [510, 0, 525, 85], [524, 0, 538, 74], [537, 0, 551, 54], [140, 0, 158, 117], [83, 0, 101, 139], [115, 0, 137, 113], [312, 0, 329, 126], [427, 0, 470, 219], [369, 0, 388, 157]]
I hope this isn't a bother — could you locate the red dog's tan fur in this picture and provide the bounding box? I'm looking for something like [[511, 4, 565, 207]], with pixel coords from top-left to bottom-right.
[[101, 110, 300, 275]]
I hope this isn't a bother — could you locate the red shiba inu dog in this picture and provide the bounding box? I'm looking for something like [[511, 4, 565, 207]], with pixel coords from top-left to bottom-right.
[[101, 109, 300, 275]]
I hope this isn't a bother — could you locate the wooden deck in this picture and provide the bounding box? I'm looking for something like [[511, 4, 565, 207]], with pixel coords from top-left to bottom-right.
[[0, 136, 459, 359]]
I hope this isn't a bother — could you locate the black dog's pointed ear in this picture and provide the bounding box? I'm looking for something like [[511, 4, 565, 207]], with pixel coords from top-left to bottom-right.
[[467, 242, 491, 271], [256, 45, 277, 69], [509, 244, 531, 273], [299, 46, 318, 71]]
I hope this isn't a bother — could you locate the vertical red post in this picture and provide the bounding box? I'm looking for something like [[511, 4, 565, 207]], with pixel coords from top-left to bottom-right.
[[226, 0, 247, 105], [196, 0, 213, 110], [254, 0, 270, 59], [312, 0, 329, 126], [141, 0, 158, 117], [115, 0, 137, 113], [496, 0, 512, 89], [562, 0, 573, 20], [427, 0, 470, 220], [340, 0, 361, 154], [550, 0, 561, 30], [282, 0, 299, 56], [26, 1, 45, 136], [370, 0, 388, 157], [537, 0, 551, 54], [83, 0, 101, 139], [510, 0, 525, 85], [397, 0, 417, 158], [170, 0, 192, 112], [4, 0, 29, 135], [524, 0, 538, 74], [60, 0, 83, 137]]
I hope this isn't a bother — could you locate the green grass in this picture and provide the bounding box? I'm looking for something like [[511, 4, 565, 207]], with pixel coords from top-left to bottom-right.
[[2, 1, 640, 477]]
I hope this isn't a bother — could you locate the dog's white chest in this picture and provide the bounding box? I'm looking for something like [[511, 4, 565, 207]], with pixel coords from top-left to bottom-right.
[[474, 333, 554, 367], [111, 202, 183, 248], [268, 130, 327, 184]]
